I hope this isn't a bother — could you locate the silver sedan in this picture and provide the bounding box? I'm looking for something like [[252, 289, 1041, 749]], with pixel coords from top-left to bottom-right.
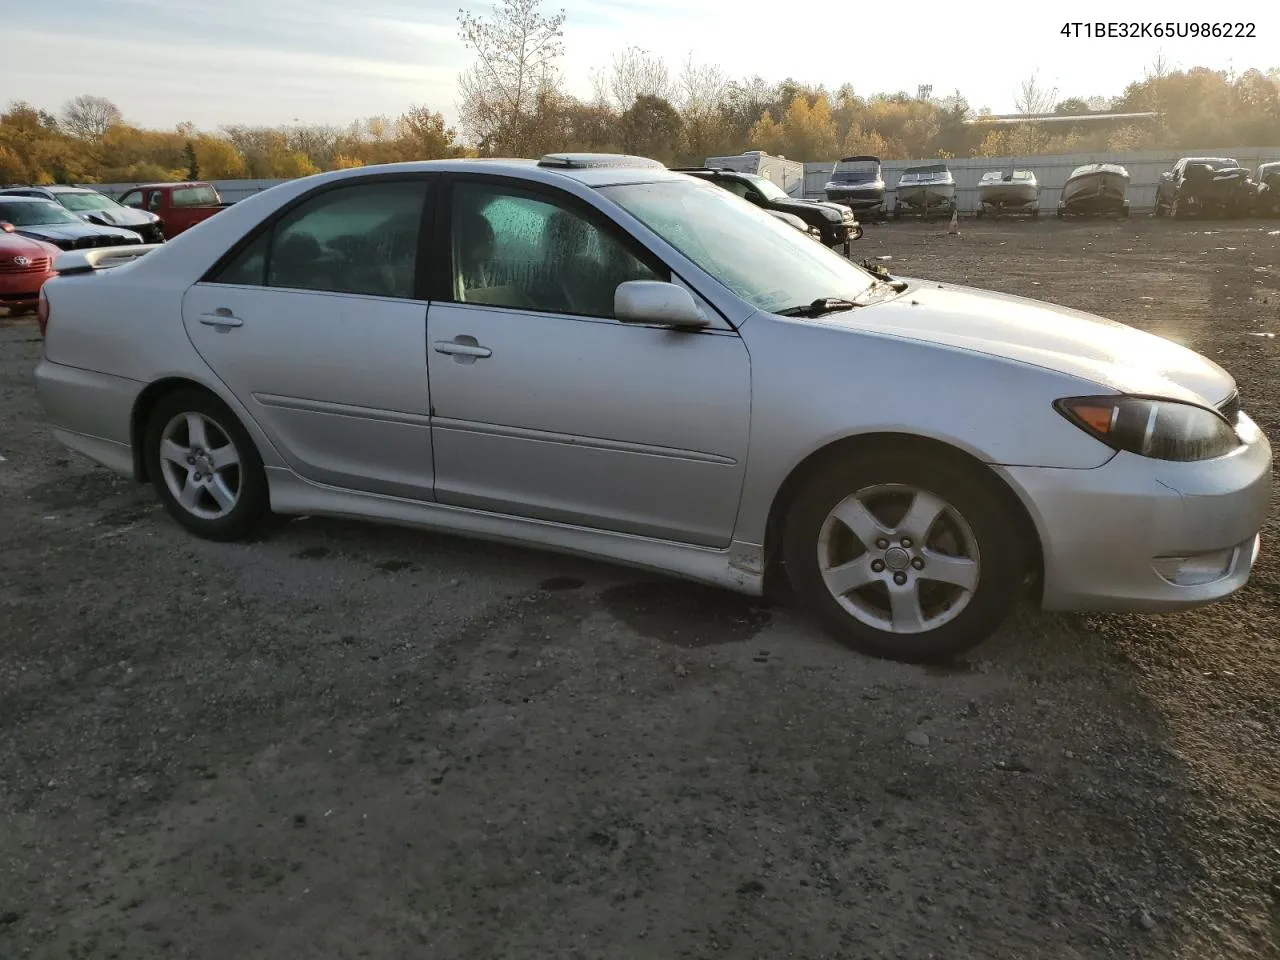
[[34, 154, 1272, 662]]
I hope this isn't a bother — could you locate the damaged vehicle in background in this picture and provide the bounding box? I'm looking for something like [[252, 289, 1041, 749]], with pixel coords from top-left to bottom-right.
[[0, 185, 166, 244], [1253, 161, 1280, 216], [674, 167, 861, 251], [1056, 163, 1130, 219], [0, 196, 145, 251], [1154, 157, 1255, 219], [823, 156, 887, 222]]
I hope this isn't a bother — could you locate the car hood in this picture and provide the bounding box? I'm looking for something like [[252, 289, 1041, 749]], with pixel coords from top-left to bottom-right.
[[835, 280, 1235, 405], [77, 206, 155, 227], [16, 223, 139, 242], [0, 233, 59, 259]]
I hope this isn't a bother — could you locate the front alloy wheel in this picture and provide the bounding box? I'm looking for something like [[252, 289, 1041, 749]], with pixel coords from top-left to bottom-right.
[[783, 450, 1027, 662], [817, 484, 980, 635]]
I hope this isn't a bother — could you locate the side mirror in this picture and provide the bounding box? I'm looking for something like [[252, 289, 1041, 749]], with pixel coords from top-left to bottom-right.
[[614, 280, 709, 329], [0, 222, 13, 233]]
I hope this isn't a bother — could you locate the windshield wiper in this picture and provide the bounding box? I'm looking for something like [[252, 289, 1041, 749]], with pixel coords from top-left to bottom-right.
[[775, 297, 860, 318]]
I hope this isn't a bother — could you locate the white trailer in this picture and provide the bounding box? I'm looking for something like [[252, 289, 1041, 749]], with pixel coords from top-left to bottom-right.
[[703, 151, 806, 197]]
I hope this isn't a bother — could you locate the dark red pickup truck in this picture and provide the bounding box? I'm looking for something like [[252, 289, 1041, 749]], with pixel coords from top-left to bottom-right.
[[116, 182, 234, 240]]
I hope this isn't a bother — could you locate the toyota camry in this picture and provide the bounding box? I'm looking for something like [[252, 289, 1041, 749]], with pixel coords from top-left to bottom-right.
[[33, 155, 1272, 662]]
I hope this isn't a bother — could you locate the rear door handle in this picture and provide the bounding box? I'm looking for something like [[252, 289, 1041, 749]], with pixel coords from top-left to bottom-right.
[[199, 308, 243, 329], [433, 337, 491, 359]]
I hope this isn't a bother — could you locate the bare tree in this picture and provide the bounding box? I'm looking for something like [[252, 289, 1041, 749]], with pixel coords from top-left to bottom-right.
[[1014, 70, 1058, 116], [590, 46, 671, 112], [676, 54, 728, 118], [1011, 70, 1058, 153], [1146, 49, 1171, 81], [456, 0, 566, 153], [61, 95, 123, 140]]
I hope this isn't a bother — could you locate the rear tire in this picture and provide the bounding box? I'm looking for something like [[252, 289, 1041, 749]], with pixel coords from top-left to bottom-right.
[[144, 389, 269, 541], [783, 450, 1027, 662]]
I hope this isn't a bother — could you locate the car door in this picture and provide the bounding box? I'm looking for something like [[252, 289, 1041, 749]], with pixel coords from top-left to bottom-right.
[[182, 175, 436, 500], [426, 176, 751, 548]]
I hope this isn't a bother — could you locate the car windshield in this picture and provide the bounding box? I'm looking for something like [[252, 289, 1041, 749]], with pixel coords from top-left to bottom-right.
[[830, 161, 878, 182], [600, 179, 876, 314], [0, 199, 82, 226], [55, 191, 118, 212], [749, 176, 790, 201]]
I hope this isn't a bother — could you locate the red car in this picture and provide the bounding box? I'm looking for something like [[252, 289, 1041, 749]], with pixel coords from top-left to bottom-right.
[[0, 229, 59, 321]]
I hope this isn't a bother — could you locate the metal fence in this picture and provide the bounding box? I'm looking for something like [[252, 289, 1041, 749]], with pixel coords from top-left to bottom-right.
[[802, 147, 1278, 213], [89, 145, 1278, 214]]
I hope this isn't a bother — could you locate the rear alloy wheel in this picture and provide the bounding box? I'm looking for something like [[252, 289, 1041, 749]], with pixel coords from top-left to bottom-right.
[[783, 451, 1026, 662], [145, 389, 268, 541]]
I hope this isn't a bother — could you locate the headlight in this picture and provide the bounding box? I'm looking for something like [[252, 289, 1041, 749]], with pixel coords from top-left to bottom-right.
[[823, 210, 843, 222], [1055, 395, 1241, 461]]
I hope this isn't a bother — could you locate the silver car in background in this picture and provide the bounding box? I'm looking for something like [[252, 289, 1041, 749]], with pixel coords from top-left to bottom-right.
[[34, 154, 1271, 662]]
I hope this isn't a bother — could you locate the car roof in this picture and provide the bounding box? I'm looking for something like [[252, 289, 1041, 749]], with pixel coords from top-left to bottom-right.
[[0, 195, 56, 203], [132, 181, 213, 190], [243, 158, 691, 191]]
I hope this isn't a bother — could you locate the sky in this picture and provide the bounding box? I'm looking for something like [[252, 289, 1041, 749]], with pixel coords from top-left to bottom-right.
[[5, 0, 1278, 133]]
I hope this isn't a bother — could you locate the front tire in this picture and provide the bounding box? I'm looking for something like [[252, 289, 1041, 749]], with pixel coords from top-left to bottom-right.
[[782, 450, 1027, 662], [144, 389, 269, 541]]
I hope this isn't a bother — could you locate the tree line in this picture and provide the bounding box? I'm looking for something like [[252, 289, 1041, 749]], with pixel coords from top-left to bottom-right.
[[2, 0, 1277, 186]]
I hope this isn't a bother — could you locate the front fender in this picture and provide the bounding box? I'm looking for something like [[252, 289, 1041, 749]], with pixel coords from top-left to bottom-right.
[[731, 318, 1118, 545]]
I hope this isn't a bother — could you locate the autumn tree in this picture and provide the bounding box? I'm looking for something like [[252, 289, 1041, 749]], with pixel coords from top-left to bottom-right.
[[183, 141, 200, 180], [619, 94, 682, 162], [396, 106, 465, 160], [457, 0, 566, 155], [192, 135, 247, 179], [750, 94, 838, 160], [62, 95, 123, 140]]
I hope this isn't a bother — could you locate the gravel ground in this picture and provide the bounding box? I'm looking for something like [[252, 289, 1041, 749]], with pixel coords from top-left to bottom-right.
[[1, 219, 1277, 959]]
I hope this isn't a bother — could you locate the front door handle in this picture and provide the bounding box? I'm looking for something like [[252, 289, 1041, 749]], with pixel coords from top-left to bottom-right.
[[199, 308, 243, 329], [433, 336, 492, 361]]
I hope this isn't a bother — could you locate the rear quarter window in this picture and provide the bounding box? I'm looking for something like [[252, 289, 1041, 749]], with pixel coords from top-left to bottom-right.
[[171, 186, 220, 208]]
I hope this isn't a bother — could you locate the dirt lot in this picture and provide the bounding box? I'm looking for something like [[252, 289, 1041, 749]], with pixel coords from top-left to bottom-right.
[[1, 219, 1277, 960]]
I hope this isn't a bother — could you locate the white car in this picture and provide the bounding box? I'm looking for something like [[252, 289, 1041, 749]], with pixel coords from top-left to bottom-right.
[[34, 154, 1272, 662]]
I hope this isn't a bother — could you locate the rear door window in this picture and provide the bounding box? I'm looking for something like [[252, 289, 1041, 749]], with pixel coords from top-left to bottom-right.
[[210, 178, 431, 300]]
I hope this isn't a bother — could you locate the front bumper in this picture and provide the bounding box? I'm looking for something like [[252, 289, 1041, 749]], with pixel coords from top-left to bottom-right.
[[126, 222, 166, 244], [998, 413, 1272, 612]]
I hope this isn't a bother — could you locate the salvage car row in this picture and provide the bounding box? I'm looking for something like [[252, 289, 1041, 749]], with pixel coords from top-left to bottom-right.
[[822, 154, 1280, 220], [0, 181, 233, 317]]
